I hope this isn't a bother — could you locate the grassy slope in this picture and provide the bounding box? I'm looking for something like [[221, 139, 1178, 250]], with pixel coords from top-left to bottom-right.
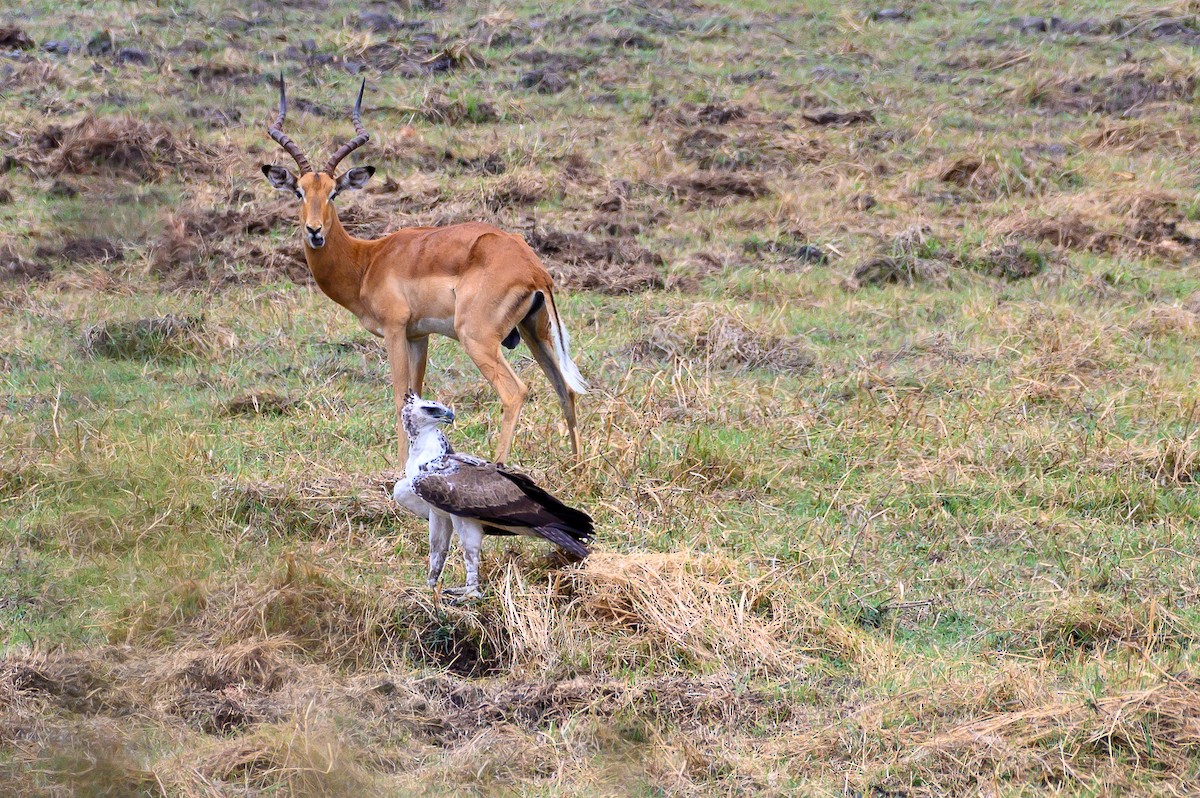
[[3, 0, 1200, 795]]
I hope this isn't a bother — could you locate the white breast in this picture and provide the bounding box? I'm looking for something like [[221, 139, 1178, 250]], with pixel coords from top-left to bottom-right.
[[392, 476, 430, 520]]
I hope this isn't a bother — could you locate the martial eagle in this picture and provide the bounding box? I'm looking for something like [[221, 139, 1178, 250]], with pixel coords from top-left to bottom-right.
[[392, 393, 593, 598]]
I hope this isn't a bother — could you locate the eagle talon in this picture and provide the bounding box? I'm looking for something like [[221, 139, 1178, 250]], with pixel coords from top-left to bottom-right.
[[443, 585, 483, 602]]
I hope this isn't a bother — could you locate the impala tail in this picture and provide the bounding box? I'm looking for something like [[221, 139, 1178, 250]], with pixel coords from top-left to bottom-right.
[[542, 290, 588, 395]]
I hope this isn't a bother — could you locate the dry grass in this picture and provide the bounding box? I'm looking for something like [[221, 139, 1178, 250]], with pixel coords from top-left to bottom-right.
[[630, 304, 815, 374], [30, 116, 210, 179], [82, 314, 224, 361]]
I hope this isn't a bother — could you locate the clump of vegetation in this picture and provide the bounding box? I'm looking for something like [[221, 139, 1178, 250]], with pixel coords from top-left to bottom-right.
[[82, 314, 217, 361], [631, 303, 815, 373]]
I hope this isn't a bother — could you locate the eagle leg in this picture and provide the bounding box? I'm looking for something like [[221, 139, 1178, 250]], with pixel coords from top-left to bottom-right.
[[427, 512, 453, 589], [442, 517, 484, 599]]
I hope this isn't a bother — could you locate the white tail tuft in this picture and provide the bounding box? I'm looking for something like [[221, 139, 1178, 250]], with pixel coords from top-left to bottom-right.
[[548, 300, 589, 394]]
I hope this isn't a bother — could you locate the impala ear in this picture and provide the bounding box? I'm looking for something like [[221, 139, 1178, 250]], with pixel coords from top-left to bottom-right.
[[261, 164, 296, 192], [336, 165, 375, 192]]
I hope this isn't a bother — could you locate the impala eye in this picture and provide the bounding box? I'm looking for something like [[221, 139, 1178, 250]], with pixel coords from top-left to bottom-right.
[[294, 189, 303, 200], [328, 190, 338, 202]]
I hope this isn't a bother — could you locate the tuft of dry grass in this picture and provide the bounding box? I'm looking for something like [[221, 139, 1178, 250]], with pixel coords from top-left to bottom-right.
[[484, 169, 550, 209], [82, 314, 223, 361], [630, 304, 815, 374], [1016, 595, 1188, 656], [33, 116, 209, 179]]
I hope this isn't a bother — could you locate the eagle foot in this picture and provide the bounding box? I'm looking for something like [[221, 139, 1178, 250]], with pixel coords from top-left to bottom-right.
[[442, 584, 483, 602]]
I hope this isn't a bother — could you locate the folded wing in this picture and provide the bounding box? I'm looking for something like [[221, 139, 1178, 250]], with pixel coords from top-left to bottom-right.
[[413, 456, 593, 559]]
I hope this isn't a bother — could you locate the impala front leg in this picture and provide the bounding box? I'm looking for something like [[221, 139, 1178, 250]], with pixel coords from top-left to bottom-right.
[[384, 328, 412, 457]]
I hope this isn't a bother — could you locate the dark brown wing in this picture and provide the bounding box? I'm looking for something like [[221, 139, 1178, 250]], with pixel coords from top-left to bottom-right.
[[413, 457, 592, 558], [495, 465, 593, 543]]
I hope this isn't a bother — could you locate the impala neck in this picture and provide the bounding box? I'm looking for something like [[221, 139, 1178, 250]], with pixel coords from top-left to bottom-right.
[[302, 209, 367, 312]]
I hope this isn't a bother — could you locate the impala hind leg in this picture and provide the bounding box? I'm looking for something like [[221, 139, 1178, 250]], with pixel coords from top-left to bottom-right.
[[459, 331, 528, 464]]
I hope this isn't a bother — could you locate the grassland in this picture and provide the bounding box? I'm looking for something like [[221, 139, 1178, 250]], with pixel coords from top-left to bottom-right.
[[3, 0, 1200, 794]]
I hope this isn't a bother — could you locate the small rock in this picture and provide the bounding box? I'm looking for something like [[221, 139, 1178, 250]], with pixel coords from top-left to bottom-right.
[[42, 40, 75, 56], [1014, 16, 1048, 33], [116, 47, 151, 65], [519, 69, 569, 94], [48, 180, 78, 198], [358, 12, 401, 32], [86, 30, 114, 56], [872, 8, 910, 21]]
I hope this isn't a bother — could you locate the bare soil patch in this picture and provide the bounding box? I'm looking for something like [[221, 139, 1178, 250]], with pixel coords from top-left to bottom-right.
[[1026, 65, 1196, 116], [666, 170, 770, 205], [0, 247, 49, 282], [802, 109, 874, 126], [525, 227, 664, 294], [35, 236, 123, 264]]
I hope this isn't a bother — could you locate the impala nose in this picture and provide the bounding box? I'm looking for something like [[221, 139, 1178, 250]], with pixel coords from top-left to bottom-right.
[[305, 225, 324, 247]]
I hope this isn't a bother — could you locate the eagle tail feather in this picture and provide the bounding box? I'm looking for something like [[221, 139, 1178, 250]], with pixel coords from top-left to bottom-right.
[[535, 523, 591, 560]]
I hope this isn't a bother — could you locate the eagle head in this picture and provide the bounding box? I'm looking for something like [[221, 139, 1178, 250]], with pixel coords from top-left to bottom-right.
[[402, 393, 456, 439]]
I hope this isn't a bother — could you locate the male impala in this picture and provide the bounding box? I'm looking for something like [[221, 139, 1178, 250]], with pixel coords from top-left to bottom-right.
[[260, 78, 587, 463]]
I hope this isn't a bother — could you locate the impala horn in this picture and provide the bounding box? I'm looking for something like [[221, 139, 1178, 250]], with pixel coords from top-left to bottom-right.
[[267, 74, 313, 175], [323, 79, 370, 175]]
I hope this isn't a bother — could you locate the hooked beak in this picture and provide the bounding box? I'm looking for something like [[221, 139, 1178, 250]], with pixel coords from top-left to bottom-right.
[[435, 407, 455, 424]]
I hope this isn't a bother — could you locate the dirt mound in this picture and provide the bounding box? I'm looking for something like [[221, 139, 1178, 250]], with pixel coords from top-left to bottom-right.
[[743, 235, 828, 266], [848, 226, 955, 288], [0, 653, 124, 715], [0, 26, 34, 50], [1008, 190, 1199, 256], [1026, 65, 1196, 116], [666, 170, 770, 205], [149, 201, 313, 288], [484, 170, 549, 209], [676, 127, 825, 172], [35, 236, 123, 264], [525, 227, 664, 294], [0, 247, 49, 282], [33, 116, 209, 178], [417, 93, 499, 125], [802, 109, 874, 126], [968, 244, 1046, 280]]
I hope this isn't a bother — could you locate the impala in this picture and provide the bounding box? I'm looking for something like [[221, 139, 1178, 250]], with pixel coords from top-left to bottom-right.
[[260, 78, 587, 463]]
